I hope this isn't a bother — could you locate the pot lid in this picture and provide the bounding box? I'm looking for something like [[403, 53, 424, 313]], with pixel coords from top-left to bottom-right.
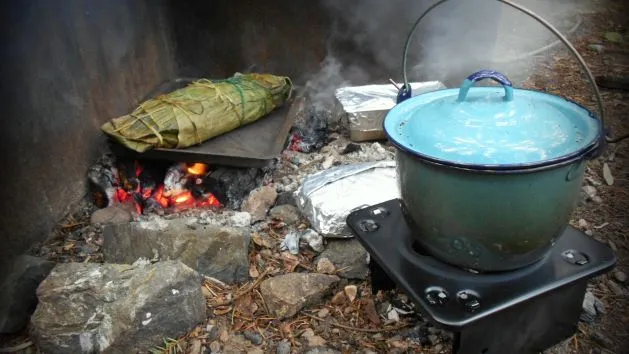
[[384, 70, 601, 168]]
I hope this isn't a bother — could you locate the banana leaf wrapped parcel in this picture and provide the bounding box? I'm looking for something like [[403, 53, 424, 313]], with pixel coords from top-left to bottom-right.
[[101, 73, 293, 153]]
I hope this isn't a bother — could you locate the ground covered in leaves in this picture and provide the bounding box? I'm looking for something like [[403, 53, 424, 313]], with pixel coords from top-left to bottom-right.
[[2, 0, 628, 353]]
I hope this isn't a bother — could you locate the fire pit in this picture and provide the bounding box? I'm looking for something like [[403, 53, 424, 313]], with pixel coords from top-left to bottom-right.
[[87, 154, 267, 216]]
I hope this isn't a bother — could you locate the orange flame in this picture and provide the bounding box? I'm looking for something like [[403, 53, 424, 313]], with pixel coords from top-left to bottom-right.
[[153, 185, 169, 208], [173, 191, 193, 204], [187, 163, 208, 175]]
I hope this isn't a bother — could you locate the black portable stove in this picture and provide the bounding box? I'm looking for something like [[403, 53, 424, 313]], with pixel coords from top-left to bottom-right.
[[346, 199, 616, 354]]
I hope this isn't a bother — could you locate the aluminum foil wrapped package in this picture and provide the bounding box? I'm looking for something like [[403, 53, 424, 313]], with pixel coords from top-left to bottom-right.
[[296, 160, 400, 238], [333, 81, 446, 142]]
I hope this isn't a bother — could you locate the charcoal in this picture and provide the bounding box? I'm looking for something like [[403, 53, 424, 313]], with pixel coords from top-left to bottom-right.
[[289, 107, 329, 153], [87, 153, 118, 208], [116, 158, 140, 192], [202, 167, 265, 209]]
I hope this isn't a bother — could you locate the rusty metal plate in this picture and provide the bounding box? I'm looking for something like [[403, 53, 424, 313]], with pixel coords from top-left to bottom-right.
[[109, 85, 301, 168]]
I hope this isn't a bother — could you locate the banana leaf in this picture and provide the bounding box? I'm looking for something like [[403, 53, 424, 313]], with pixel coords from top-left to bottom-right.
[[101, 73, 293, 153]]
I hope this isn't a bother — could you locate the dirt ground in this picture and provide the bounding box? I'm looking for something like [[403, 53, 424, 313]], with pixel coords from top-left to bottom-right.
[[1, 0, 628, 353]]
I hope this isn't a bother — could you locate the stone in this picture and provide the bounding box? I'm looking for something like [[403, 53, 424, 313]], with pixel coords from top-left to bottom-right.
[[581, 291, 604, 323], [269, 204, 301, 224], [316, 258, 336, 274], [209, 341, 221, 353], [317, 308, 330, 318], [90, 205, 132, 225], [230, 212, 252, 227], [103, 219, 250, 284], [276, 191, 297, 207], [344, 285, 357, 302], [315, 239, 369, 279], [0, 255, 55, 333], [30, 260, 206, 354], [242, 185, 277, 222], [608, 280, 626, 296], [276, 340, 291, 354], [302, 328, 326, 347], [304, 348, 341, 354], [244, 330, 263, 345], [614, 271, 627, 283], [260, 273, 340, 319]]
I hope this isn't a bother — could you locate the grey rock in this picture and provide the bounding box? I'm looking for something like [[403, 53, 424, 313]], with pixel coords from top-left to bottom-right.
[[608, 280, 626, 296], [581, 291, 605, 323], [0, 255, 55, 333], [260, 273, 340, 319], [103, 219, 250, 284], [230, 212, 252, 228], [276, 340, 291, 354], [315, 239, 369, 279], [276, 191, 297, 207], [244, 330, 263, 345], [614, 271, 627, 283], [242, 185, 277, 222], [305, 348, 341, 354], [269, 204, 301, 224], [30, 260, 206, 354], [90, 205, 132, 225]]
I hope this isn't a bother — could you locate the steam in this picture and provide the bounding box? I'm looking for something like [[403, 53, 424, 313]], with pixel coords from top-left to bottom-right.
[[303, 0, 587, 108]]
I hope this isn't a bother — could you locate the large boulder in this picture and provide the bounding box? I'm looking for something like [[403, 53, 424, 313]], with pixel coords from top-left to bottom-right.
[[103, 218, 250, 284], [260, 273, 339, 319], [30, 260, 206, 354], [0, 255, 55, 333]]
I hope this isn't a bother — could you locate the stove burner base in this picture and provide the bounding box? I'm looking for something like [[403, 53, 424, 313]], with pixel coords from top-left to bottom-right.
[[347, 199, 616, 354]]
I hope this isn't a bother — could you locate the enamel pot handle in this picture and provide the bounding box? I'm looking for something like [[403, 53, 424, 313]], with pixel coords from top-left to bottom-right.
[[398, 0, 606, 158], [457, 70, 514, 102]]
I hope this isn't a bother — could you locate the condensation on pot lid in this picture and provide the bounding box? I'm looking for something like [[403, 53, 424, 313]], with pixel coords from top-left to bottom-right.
[[385, 87, 600, 166]]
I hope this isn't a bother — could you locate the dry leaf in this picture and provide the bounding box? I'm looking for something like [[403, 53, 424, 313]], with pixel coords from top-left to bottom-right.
[[252, 232, 273, 248], [280, 251, 300, 272], [344, 285, 358, 302], [249, 264, 260, 278], [331, 291, 348, 305], [188, 339, 202, 354], [360, 298, 381, 325], [234, 293, 258, 317], [603, 163, 614, 185], [219, 329, 230, 342], [214, 306, 233, 316], [389, 340, 408, 350], [63, 243, 75, 251]]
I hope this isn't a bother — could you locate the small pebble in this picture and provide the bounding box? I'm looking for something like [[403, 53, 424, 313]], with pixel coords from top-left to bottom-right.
[[209, 341, 221, 353], [318, 308, 330, 318], [332, 328, 341, 335], [316, 258, 336, 274], [344, 285, 358, 302], [614, 271, 627, 283], [434, 344, 444, 352], [276, 341, 291, 354], [578, 219, 588, 228], [428, 334, 440, 345], [608, 280, 626, 296], [244, 330, 263, 345], [586, 230, 594, 236], [322, 155, 335, 169], [387, 309, 400, 322]]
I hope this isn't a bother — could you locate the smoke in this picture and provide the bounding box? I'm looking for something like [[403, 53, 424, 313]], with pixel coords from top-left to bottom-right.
[[303, 0, 588, 107]]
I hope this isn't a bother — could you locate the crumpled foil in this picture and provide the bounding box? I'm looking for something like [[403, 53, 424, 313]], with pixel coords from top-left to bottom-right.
[[296, 160, 400, 238], [280, 228, 325, 254], [333, 81, 446, 141]]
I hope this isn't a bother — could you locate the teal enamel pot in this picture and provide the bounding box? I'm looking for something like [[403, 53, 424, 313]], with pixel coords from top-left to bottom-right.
[[383, 70, 604, 272]]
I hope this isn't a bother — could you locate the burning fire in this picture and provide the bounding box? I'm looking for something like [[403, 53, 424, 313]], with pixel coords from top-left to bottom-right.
[[112, 161, 220, 214], [187, 163, 208, 175]]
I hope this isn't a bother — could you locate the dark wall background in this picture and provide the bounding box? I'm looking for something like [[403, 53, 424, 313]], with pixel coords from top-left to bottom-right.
[[0, 0, 178, 262]]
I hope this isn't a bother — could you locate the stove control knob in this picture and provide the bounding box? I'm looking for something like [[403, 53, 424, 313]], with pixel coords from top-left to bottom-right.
[[358, 219, 379, 233], [562, 249, 589, 265], [370, 207, 390, 217], [425, 287, 449, 306], [457, 290, 480, 312]]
